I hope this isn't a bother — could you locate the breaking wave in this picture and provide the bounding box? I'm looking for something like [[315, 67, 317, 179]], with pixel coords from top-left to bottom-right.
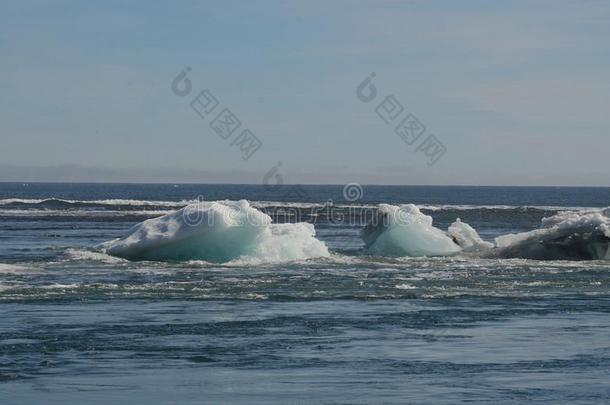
[[0, 197, 597, 212]]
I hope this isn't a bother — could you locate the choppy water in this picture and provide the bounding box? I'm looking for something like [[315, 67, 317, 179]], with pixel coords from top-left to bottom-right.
[[1, 183, 610, 404]]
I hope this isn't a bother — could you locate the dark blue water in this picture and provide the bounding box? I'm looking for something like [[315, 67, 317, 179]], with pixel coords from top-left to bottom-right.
[[1, 183, 609, 404], [2, 182, 609, 206]]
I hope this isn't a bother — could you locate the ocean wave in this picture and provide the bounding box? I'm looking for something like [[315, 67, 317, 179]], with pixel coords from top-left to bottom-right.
[[0, 198, 196, 210], [0, 209, 172, 218], [0, 197, 598, 213], [0, 263, 30, 273], [63, 248, 129, 264]]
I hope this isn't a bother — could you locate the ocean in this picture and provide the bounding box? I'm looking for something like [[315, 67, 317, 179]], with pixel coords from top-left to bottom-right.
[[1, 183, 609, 404]]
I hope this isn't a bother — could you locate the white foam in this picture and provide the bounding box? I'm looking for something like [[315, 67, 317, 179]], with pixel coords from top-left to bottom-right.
[[418, 204, 594, 212], [64, 248, 128, 264], [395, 283, 417, 290], [0, 198, 196, 207], [0, 209, 172, 217], [0, 198, 46, 205], [0, 263, 30, 273], [0, 197, 596, 213]]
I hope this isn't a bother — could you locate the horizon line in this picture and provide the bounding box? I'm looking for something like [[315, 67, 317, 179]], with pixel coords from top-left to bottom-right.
[[1, 180, 609, 189]]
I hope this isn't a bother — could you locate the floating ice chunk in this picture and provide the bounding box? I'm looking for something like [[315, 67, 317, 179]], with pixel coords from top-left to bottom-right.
[[362, 204, 461, 257], [492, 208, 610, 260], [448, 218, 494, 251], [101, 200, 328, 263], [230, 222, 329, 264]]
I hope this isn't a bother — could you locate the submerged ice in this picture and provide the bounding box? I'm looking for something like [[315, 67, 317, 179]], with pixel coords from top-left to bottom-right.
[[102, 200, 329, 263]]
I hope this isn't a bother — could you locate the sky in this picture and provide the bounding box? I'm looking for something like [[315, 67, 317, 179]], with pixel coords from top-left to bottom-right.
[[1, 0, 609, 186]]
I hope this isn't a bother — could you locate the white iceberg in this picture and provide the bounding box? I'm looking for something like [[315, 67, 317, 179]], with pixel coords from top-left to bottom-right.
[[361, 204, 461, 257], [448, 218, 494, 251], [491, 208, 610, 260], [101, 200, 329, 263], [362, 204, 610, 261]]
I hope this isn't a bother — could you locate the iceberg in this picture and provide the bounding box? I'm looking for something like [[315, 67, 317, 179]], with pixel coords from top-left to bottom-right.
[[448, 218, 494, 251], [102, 199, 609, 263], [101, 200, 329, 263], [491, 208, 610, 260], [362, 204, 610, 261], [241, 222, 330, 264], [361, 204, 461, 257]]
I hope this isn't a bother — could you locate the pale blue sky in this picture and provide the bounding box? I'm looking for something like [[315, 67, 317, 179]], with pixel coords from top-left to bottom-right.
[[1, 0, 609, 185]]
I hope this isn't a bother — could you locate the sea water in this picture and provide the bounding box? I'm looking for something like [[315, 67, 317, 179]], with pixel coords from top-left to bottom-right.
[[1, 183, 609, 404]]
